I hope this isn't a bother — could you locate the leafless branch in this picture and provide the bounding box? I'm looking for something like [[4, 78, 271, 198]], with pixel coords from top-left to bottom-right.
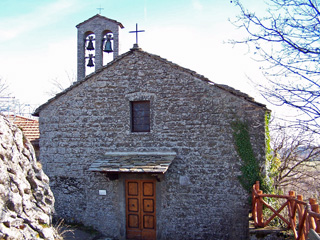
[[231, 0, 320, 134]]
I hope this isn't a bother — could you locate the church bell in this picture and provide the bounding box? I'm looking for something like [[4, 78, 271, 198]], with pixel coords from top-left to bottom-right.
[[87, 54, 94, 67], [86, 36, 94, 51], [103, 34, 113, 53]]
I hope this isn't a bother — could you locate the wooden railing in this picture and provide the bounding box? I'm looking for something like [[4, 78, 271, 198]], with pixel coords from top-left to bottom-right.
[[252, 181, 320, 240]]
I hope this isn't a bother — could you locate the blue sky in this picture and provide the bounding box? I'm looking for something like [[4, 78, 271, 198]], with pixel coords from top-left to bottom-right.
[[0, 0, 268, 112]]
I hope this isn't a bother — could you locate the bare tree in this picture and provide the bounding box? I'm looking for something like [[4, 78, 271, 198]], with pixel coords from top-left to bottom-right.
[[231, 0, 320, 133], [0, 77, 37, 117], [0, 77, 15, 114], [270, 125, 320, 198], [0, 77, 11, 97], [46, 71, 76, 97]]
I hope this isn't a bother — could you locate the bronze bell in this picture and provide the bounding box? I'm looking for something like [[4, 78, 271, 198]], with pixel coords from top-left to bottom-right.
[[86, 36, 94, 51], [103, 35, 113, 53], [87, 54, 94, 67]]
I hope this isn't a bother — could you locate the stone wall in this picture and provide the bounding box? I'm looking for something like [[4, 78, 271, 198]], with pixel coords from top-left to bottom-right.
[[38, 49, 267, 239], [0, 115, 58, 239]]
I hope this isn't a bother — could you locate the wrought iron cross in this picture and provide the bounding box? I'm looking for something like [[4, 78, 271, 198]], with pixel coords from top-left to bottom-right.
[[129, 23, 145, 45], [97, 5, 104, 14]]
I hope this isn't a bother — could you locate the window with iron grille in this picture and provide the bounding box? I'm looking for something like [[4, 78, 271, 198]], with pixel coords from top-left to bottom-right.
[[131, 101, 150, 132]]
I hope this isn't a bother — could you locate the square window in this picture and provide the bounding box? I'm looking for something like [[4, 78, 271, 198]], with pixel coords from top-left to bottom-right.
[[131, 101, 150, 132]]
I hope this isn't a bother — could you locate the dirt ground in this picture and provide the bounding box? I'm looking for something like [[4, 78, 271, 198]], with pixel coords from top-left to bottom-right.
[[59, 225, 106, 240]]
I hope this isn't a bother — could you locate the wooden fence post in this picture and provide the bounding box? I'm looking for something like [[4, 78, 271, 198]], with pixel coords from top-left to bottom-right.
[[298, 204, 309, 240], [257, 190, 264, 227], [314, 204, 320, 233], [252, 181, 260, 227], [298, 195, 304, 224], [289, 191, 296, 227], [310, 198, 319, 232], [255, 181, 260, 192], [252, 183, 257, 226]]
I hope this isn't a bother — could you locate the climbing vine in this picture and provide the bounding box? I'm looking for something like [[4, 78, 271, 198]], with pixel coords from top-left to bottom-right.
[[263, 112, 281, 194], [231, 117, 272, 194]]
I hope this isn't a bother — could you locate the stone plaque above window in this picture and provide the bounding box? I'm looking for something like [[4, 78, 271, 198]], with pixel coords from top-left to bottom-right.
[[131, 101, 150, 132]]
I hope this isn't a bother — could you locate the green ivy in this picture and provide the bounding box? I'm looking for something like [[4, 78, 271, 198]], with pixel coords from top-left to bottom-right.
[[264, 112, 280, 194], [231, 118, 272, 194]]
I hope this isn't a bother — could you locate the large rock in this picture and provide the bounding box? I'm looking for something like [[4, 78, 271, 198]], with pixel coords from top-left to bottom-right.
[[0, 115, 58, 239]]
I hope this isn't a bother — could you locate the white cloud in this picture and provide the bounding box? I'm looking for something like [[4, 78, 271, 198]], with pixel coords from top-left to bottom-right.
[[0, 0, 78, 43], [192, 0, 203, 10]]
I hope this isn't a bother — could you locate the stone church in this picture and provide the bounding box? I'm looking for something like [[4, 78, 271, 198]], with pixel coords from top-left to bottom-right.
[[34, 15, 268, 239]]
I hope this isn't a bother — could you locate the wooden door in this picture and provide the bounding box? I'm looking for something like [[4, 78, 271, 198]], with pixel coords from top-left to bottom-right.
[[126, 180, 156, 240]]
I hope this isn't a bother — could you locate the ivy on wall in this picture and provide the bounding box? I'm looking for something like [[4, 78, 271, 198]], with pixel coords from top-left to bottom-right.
[[264, 112, 280, 194], [232, 115, 273, 194]]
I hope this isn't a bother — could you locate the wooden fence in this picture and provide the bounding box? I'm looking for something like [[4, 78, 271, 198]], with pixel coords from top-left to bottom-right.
[[252, 181, 320, 240]]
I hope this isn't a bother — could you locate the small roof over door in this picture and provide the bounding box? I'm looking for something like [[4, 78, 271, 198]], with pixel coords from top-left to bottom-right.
[[88, 151, 176, 174]]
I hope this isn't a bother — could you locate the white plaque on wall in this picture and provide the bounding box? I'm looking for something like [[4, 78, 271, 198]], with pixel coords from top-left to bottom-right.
[[99, 190, 107, 196]]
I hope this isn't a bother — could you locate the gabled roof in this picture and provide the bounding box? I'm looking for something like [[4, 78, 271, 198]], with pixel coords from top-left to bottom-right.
[[8, 115, 39, 144], [76, 14, 124, 29], [33, 48, 267, 116]]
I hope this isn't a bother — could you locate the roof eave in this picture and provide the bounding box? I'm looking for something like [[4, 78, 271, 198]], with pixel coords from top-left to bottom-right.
[[33, 48, 269, 116], [76, 14, 124, 29]]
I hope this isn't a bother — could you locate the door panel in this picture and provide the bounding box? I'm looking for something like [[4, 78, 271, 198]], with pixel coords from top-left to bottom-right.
[[143, 199, 154, 213], [128, 182, 139, 196], [143, 182, 153, 196], [143, 215, 154, 229], [128, 198, 139, 212], [126, 180, 156, 240], [128, 214, 139, 228]]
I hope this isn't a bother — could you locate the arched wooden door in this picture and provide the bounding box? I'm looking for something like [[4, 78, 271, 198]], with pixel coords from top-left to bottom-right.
[[126, 180, 156, 240]]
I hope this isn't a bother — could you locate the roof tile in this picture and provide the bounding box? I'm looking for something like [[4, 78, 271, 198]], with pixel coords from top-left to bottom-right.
[[7, 115, 39, 143]]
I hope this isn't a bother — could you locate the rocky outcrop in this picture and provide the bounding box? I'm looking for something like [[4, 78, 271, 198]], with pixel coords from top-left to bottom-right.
[[0, 115, 58, 239]]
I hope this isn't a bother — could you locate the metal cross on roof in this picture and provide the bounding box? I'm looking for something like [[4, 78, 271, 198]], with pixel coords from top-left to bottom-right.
[[97, 5, 104, 14], [129, 23, 145, 46]]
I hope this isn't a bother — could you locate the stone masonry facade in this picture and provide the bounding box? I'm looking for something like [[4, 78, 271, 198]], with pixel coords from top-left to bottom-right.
[[35, 48, 267, 239]]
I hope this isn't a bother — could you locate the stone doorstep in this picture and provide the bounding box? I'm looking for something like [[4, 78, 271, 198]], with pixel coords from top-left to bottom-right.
[[249, 218, 294, 240], [309, 229, 320, 240], [249, 217, 320, 239]]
